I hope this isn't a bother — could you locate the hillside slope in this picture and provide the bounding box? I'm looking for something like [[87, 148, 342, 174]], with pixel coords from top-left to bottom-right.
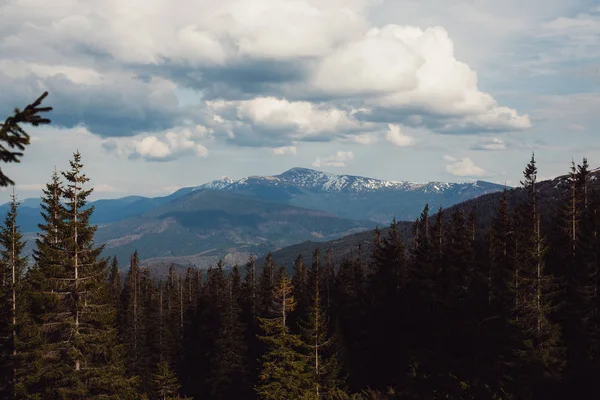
[[196, 167, 506, 223], [95, 189, 374, 268], [260, 167, 600, 270]]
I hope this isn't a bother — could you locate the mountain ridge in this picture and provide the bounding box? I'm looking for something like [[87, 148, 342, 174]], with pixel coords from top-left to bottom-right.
[[3, 167, 506, 231]]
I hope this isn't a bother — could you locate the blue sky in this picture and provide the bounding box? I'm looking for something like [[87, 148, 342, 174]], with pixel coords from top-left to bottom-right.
[[0, 0, 599, 202]]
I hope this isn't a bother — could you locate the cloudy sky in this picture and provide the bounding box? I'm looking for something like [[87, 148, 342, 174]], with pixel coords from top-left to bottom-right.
[[0, 0, 599, 202]]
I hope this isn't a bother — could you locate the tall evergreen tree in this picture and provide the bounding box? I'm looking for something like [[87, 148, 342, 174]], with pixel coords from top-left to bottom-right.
[[109, 256, 121, 311], [299, 250, 342, 399], [512, 154, 563, 398], [23, 152, 136, 398], [256, 268, 311, 400], [0, 192, 27, 399], [208, 266, 248, 399]]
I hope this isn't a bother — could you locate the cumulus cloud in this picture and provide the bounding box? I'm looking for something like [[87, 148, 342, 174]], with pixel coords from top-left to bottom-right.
[[273, 146, 297, 155], [385, 124, 415, 147], [444, 156, 487, 177], [0, 0, 530, 152], [104, 126, 210, 162], [207, 97, 371, 146], [312, 151, 354, 168], [472, 137, 506, 151], [319, 25, 531, 133], [354, 133, 378, 145]]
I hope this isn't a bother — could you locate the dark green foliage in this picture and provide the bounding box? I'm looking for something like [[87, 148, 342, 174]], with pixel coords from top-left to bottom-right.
[[0, 92, 52, 186], [256, 270, 311, 400], [11, 153, 600, 400], [208, 266, 248, 399], [151, 360, 181, 400], [0, 193, 27, 399], [299, 249, 343, 398], [21, 152, 136, 398]]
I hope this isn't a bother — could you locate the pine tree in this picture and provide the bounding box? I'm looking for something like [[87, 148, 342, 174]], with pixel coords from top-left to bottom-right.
[[0, 192, 27, 399], [256, 268, 311, 400]]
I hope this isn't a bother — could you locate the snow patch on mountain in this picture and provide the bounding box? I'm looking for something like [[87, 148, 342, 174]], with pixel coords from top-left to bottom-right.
[[194, 167, 503, 194]]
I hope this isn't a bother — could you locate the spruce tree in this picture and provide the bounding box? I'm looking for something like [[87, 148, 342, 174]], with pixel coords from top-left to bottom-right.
[[109, 256, 121, 311], [151, 360, 181, 400], [299, 251, 342, 399], [256, 268, 311, 400], [17, 169, 65, 397], [23, 152, 136, 398], [0, 92, 52, 187], [291, 254, 309, 331], [512, 154, 563, 398], [208, 266, 248, 399], [122, 251, 147, 382], [0, 192, 27, 399]]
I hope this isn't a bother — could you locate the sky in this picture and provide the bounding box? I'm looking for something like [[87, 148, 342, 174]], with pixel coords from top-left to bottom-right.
[[0, 0, 599, 202]]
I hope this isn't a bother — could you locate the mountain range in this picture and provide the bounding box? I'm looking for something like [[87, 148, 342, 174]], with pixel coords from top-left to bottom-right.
[[5, 167, 506, 269], [260, 166, 600, 272]]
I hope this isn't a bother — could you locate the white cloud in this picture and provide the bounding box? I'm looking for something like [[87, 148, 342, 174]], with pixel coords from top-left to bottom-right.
[[105, 126, 210, 162], [472, 137, 506, 151], [273, 146, 297, 155], [312, 151, 354, 168], [311, 24, 531, 132], [385, 124, 415, 147], [0, 0, 530, 144], [208, 97, 371, 145], [444, 156, 487, 177], [354, 133, 378, 145]]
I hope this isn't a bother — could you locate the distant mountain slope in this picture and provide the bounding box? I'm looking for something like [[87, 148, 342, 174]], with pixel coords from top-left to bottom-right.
[[95, 190, 374, 268], [260, 167, 600, 271], [3, 167, 505, 233], [1, 189, 195, 233], [194, 167, 506, 223]]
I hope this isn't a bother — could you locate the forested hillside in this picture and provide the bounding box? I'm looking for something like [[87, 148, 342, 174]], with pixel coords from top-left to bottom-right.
[[2, 150, 600, 399]]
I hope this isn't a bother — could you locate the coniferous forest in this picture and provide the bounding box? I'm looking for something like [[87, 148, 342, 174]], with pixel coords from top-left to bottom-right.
[[3, 98, 600, 399]]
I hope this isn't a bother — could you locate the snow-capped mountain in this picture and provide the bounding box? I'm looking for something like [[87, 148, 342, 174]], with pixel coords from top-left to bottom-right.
[[196, 167, 501, 195], [192, 167, 506, 223]]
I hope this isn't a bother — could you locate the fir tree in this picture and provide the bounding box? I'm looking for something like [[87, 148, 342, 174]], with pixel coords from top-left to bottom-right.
[[23, 152, 136, 398], [512, 153, 563, 398], [0, 192, 27, 399], [151, 360, 181, 400], [299, 250, 343, 399], [109, 256, 121, 317], [258, 252, 276, 318], [256, 268, 311, 400], [0, 92, 52, 186], [208, 266, 248, 399]]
